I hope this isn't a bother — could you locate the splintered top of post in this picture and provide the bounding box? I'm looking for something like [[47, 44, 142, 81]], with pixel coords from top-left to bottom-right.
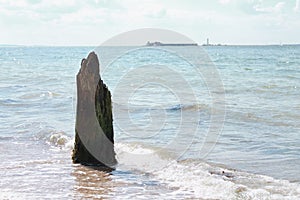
[[80, 52, 100, 76]]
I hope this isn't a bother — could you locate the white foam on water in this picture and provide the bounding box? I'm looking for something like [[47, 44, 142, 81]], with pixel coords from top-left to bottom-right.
[[47, 130, 73, 150], [115, 142, 300, 199], [0, 191, 24, 200], [155, 160, 300, 199], [115, 143, 171, 171]]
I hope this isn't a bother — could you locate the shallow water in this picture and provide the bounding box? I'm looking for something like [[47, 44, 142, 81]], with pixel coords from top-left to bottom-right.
[[0, 45, 299, 199]]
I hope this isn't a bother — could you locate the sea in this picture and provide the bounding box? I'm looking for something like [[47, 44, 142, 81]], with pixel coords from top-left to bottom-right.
[[0, 45, 299, 199]]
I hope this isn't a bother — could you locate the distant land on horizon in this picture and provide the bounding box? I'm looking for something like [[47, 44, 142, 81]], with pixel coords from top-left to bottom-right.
[[146, 41, 198, 46]]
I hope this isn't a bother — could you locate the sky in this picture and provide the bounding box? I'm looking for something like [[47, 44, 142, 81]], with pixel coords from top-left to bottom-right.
[[0, 0, 299, 46]]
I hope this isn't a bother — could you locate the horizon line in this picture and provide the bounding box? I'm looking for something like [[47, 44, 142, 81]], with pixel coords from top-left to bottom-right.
[[1, 43, 300, 47]]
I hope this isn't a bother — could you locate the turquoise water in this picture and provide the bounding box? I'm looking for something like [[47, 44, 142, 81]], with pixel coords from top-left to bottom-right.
[[0, 45, 299, 199]]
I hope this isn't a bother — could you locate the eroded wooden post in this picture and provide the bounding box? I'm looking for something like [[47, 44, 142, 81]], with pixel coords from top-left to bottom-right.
[[72, 52, 116, 167]]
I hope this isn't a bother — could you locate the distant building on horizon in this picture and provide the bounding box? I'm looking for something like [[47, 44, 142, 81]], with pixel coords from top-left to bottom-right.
[[202, 38, 223, 46]]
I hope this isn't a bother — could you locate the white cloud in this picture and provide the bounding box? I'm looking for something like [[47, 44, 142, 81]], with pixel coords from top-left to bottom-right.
[[40, 0, 77, 7], [0, 0, 299, 45], [294, 0, 300, 12], [219, 0, 233, 5], [0, 0, 29, 7], [56, 7, 105, 25], [120, 1, 167, 19], [254, 1, 286, 13]]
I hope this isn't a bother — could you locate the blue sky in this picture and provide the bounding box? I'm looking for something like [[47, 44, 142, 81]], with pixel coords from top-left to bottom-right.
[[0, 0, 299, 45]]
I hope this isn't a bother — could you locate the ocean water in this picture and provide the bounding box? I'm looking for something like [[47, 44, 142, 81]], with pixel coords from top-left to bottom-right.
[[0, 45, 299, 199]]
